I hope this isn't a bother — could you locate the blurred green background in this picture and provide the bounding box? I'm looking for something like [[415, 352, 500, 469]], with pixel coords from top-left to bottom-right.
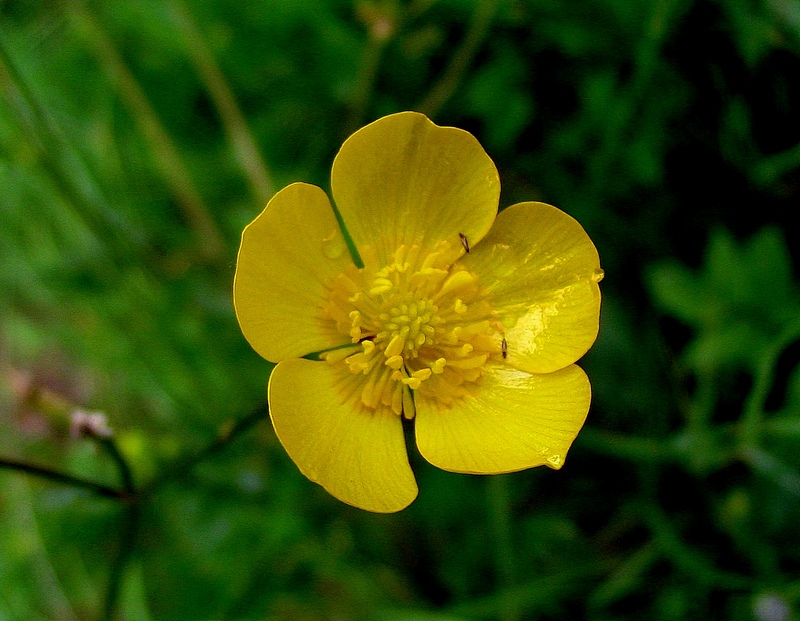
[[1, 0, 799, 619]]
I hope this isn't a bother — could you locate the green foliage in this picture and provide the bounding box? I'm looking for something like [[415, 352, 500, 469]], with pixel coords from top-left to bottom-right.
[[1, 0, 799, 620], [649, 227, 800, 372]]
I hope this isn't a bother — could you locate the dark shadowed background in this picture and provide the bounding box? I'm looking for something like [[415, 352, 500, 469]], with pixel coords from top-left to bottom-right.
[[1, 0, 799, 620]]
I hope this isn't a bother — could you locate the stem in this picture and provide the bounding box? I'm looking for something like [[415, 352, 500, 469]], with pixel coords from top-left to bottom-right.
[[487, 475, 519, 621], [642, 501, 751, 590], [141, 404, 269, 496], [98, 437, 137, 495], [169, 0, 274, 204], [416, 0, 498, 119], [739, 446, 800, 496], [65, 0, 226, 263], [739, 315, 800, 446], [345, 31, 391, 135], [577, 428, 676, 463], [102, 502, 140, 621], [92, 433, 138, 619], [0, 457, 128, 500], [0, 35, 135, 265]]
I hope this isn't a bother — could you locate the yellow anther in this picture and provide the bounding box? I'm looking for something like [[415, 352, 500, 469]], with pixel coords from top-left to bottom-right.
[[401, 377, 422, 389], [430, 358, 447, 374], [385, 354, 404, 369], [323, 242, 497, 411], [322, 346, 358, 363], [409, 268, 448, 288], [438, 270, 475, 298], [346, 352, 372, 373], [384, 334, 406, 358], [421, 251, 442, 270], [369, 277, 393, 296], [458, 343, 474, 356], [446, 354, 487, 369], [391, 384, 403, 415], [401, 368, 432, 389], [412, 368, 432, 381]]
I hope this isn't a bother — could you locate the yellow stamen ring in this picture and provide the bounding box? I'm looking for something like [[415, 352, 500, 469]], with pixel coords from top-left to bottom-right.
[[323, 241, 503, 416]]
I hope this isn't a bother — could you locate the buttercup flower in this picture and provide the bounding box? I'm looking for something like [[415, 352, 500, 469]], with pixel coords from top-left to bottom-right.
[[234, 112, 603, 513]]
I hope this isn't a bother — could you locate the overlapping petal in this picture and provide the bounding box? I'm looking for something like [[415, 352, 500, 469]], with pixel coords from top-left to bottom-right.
[[331, 112, 500, 265], [462, 202, 602, 374], [234, 183, 354, 362], [235, 112, 602, 513], [268, 359, 418, 513], [415, 363, 591, 474]]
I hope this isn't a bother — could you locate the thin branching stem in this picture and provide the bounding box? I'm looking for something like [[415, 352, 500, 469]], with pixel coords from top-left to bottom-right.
[[0, 457, 129, 501], [141, 404, 270, 497], [93, 435, 140, 621], [740, 315, 800, 445]]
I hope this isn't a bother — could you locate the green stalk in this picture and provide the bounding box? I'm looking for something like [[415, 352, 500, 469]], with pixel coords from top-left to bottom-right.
[[66, 0, 226, 263], [416, 0, 499, 119], [169, 0, 274, 205]]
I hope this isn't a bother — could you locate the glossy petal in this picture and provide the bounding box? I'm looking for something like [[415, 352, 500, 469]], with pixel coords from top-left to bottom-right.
[[331, 112, 500, 264], [463, 202, 602, 374], [269, 359, 418, 513], [415, 363, 590, 474], [234, 183, 353, 362]]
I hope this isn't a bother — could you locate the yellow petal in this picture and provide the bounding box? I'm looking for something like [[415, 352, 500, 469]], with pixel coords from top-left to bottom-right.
[[415, 363, 590, 474], [234, 183, 353, 362], [331, 112, 499, 264], [268, 359, 418, 513], [462, 201, 602, 374]]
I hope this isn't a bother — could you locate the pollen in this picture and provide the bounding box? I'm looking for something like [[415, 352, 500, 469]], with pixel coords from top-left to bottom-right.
[[322, 240, 503, 417]]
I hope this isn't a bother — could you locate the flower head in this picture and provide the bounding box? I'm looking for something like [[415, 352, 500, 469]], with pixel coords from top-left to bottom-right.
[[234, 112, 602, 512]]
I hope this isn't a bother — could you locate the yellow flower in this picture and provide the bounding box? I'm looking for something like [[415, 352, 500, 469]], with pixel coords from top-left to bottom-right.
[[234, 112, 603, 513]]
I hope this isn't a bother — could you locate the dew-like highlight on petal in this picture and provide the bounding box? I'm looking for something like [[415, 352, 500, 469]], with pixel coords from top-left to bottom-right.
[[321, 230, 346, 259], [546, 454, 564, 468], [320, 239, 504, 417]]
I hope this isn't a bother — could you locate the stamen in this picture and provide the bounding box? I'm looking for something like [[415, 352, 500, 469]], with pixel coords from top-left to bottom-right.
[[384, 334, 406, 358], [322, 240, 499, 411], [370, 277, 393, 296], [385, 354, 404, 369], [438, 270, 475, 298]]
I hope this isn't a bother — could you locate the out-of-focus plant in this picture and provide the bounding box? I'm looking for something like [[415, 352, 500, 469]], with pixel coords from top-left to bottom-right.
[[648, 227, 800, 479]]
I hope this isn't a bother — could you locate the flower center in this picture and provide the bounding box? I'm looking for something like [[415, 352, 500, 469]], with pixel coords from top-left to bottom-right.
[[321, 240, 502, 417]]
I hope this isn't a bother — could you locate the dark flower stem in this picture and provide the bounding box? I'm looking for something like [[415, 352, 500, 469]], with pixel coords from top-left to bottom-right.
[[0, 457, 129, 500], [140, 404, 269, 497], [1, 403, 268, 620]]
